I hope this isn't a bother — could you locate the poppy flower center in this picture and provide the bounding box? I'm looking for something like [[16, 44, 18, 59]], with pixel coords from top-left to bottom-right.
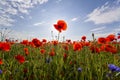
[[58, 25, 63, 29]]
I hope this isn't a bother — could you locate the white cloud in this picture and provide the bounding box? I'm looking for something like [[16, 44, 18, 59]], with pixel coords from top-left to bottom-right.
[[71, 17, 78, 21], [95, 32, 116, 38], [20, 16, 24, 19], [34, 22, 45, 26], [0, 15, 15, 27], [0, 0, 48, 27], [85, 1, 120, 24], [7, 30, 35, 41], [113, 26, 120, 32], [90, 26, 106, 32]]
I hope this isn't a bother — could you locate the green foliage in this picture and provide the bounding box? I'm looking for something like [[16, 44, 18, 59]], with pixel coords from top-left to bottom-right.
[[0, 43, 120, 80]]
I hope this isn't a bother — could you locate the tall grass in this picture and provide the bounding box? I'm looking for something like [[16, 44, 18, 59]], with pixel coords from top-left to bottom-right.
[[0, 40, 120, 80]]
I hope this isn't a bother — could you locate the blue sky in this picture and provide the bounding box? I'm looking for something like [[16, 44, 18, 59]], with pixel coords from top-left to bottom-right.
[[0, 0, 120, 41]]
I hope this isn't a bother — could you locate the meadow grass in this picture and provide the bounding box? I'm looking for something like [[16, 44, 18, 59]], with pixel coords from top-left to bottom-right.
[[0, 41, 120, 80]]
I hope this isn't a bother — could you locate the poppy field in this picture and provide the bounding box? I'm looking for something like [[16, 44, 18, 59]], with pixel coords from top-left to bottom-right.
[[0, 20, 120, 80]]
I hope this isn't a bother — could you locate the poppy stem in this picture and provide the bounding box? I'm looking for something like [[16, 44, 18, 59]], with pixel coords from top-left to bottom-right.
[[58, 32, 60, 41], [63, 36, 65, 42]]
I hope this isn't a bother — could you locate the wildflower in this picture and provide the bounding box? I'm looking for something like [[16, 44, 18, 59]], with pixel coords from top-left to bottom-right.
[[15, 54, 25, 64], [90, 45, 100, 53], [29, 42, 35, 47], [115, 67, 120, 72], [32, 38, 42, 47], [63, 45, 69, 51], [117, 35, 120, 39], [40, 49, 46, 55], [54, 20, 67, 33], [0, 70, 2, 74], [20, 40, 29, 46], [0, 42, 10, 51], [73, 42, 82, 51], [78, 67, 82, 72], [52, 40, 58, 46], [84, 42, 90, 46], [108, 64, 120, 72], [81, 36, 86, 41], [0, 59, 3, 65], [108, 64, 117, 72], [24, 48, 29, 55], [66, 39, 71, 44], [49, 50, 55, 56], [97, 37, 106, 44], [117, 32, 120, 35], [49, 48, 55, 56], [42, 39, 47, 43], [63, 53, 68, 59], [105, 44, 117, 54], [106, 34, 115, 42]]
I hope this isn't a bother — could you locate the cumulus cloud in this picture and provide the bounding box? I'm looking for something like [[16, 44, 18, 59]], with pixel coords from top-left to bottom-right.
[[7, 30, 36, 41], [20, 16, 24, 19], [0, 14, 15, 26], [85, 1, 120, 24], [0, 0, 48, 27], [95, 32, 115, 38], [71, 17, 78, 22], [90, 26, 106, 32], [34, 21, 45, 26], [113, 26, 120, 32]]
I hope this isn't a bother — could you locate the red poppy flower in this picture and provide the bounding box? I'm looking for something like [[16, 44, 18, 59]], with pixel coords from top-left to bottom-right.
[[104, 44, 117, 54], [118, 35, 120, 39], [29, 42, 35, 47], [106, 34, 115, 42], [52, 40, 58, 46], [98, 37, 106, 44], [0, 59, 3, 65], [24, 48, 29, 55], [54, 20, 67, 33], [84, 42, 90, 46], [0, 42, 10, 51], [20, 40, 29, 46], [63, 45, 69, 51], [15, 54, 25, 64], [49, 51, 55, 56], [40, 49, 46, 55], [49, 48, 55, 56], [32, 38, 42, 47], [73, 42, 82, 51], [81, 36, 86, 41], [66, 39, 71, 43], [63, 53, 68, 59], [42, 39, 47, 43], [90, 45, 100, 53]]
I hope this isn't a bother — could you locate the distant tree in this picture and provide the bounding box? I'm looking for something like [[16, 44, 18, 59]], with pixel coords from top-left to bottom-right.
[[0, 28, 12, 41]]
